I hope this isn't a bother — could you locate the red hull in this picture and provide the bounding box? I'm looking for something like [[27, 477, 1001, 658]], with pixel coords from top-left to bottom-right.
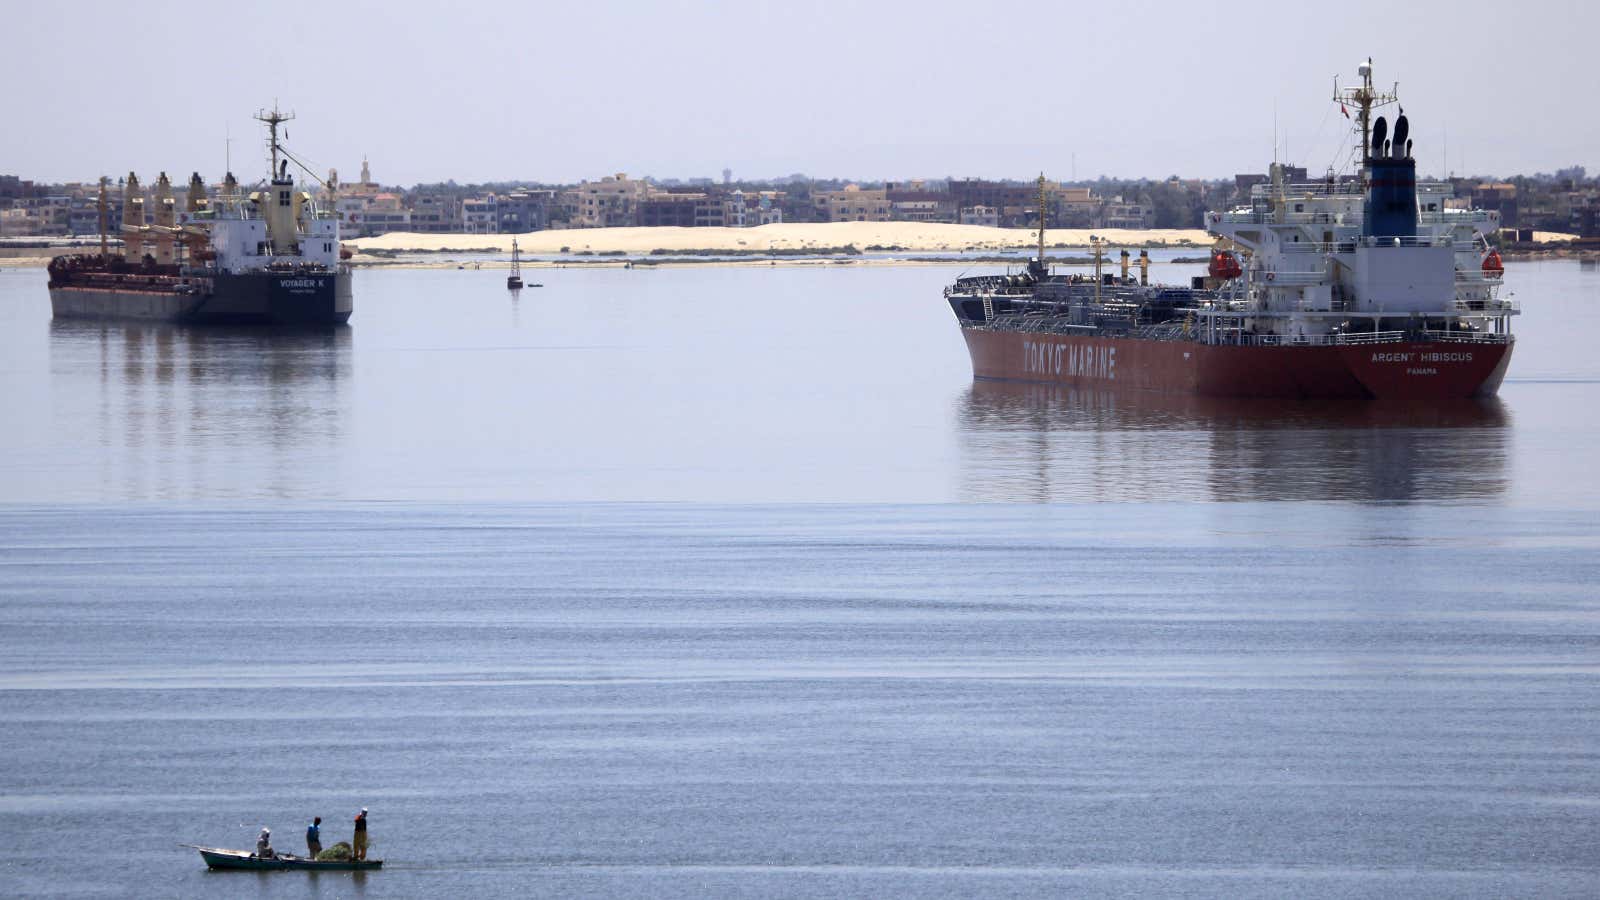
[[960, 328, 1512, 401]]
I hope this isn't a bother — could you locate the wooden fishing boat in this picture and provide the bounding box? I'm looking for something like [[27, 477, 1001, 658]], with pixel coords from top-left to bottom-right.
[[190, 845, 382, 871]]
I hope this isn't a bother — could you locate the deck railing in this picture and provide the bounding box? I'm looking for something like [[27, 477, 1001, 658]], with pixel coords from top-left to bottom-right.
[[1420, 329, 1513, 344]]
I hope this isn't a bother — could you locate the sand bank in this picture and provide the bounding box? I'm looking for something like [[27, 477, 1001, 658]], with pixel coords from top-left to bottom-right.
[[346, 222, 1211, 256]]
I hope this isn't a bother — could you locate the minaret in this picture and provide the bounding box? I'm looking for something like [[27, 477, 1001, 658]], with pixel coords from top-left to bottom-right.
[[360, 156, 371, 186]]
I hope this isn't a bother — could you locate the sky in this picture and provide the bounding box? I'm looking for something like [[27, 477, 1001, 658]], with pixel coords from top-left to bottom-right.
[[5, 0, 1597, 187]]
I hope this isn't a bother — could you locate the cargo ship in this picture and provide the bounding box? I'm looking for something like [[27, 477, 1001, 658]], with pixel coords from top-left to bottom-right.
[[47, 106, 351, 325], [945, 60, 1515, 401]]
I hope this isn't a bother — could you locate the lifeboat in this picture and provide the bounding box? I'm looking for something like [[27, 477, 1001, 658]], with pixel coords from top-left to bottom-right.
[[1208, 249, 1243, 280], [1481, 249, 1504, 277]]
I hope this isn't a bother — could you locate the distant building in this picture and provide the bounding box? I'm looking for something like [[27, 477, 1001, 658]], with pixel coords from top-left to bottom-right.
[[635, 189, 761, 228], [1571, 192, 1600, 238], [1100, 197, 1154, 229], [0, 207, 31, 237], [408, 194, 458, 233], [949, 179, 1039, 226], [1472, 183, 1519, 228], [692, 194, 726, 227], [7, 194, 73, 236], [0, 175, 36, 202], [355, 193, 411, 236], [67, 189, 125, 237], [638, 192, 701, 228], [461, 195, 499, 234], [573, 173, 650, 228], [959, 205, 998, 227], [496, 191, 552, 234], [1234, 166, 1306, 201], [726, 190, 784, 227], [814, 184, 890, 222], [1052, 186, 1098, 227], [342, 157, 382, 197], [886, 181, 953, 222]]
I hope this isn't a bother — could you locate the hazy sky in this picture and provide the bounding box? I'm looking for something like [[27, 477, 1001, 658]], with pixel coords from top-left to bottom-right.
[[6, 0, 1596, 186]]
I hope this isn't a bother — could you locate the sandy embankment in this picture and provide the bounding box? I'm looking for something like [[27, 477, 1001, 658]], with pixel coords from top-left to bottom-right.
[[346, 222, 1211, 256]]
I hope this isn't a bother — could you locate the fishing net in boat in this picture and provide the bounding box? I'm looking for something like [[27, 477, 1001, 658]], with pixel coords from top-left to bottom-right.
[[315, 841, 353, 861]]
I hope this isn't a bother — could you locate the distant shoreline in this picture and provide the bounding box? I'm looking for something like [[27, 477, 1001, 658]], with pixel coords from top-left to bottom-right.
[[345, 222, 1212, 257], [3, 218, 1589, 270], [349, 254, 1215, 271]]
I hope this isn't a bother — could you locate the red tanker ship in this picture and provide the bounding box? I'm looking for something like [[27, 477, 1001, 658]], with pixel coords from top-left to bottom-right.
[[946, 60, 1516, 402]]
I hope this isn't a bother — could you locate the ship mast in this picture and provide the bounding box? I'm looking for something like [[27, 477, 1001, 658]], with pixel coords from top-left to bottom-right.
[[255, 103, 295, 179], [96, 177, 108, 259], [1333, 58, 1398, 182], [1035, 173, 1047, 265]]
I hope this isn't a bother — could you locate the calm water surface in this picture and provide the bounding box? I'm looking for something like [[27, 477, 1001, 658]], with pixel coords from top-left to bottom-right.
[[1, 260, 1598, 897]]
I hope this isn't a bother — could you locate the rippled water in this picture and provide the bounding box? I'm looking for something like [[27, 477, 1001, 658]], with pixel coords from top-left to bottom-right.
[[1, 260, 1598, 896]]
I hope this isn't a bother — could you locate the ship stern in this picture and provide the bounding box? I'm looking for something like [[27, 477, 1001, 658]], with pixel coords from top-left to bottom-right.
[[196, 270, 352, 325], [1340, 339, 1513, 400]]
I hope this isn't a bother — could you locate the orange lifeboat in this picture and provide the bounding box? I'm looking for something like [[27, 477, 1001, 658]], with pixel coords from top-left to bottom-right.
[[1482, 249, 1504, 277], [1208, 249, 1243, 280]]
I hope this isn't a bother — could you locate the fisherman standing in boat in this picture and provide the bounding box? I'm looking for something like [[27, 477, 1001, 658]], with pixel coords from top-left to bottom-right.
[[306, 816, 322, 858], [352, 808, 369, 861]]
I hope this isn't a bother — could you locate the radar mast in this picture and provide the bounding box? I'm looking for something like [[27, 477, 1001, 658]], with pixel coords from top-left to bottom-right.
[[1035, 173, 1048, 268], [1333, 59, 1398, 182], [255, 103, 295, 180]]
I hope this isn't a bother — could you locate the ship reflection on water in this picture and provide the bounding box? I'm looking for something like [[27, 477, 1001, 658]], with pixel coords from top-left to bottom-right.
[[46, 321, 351, 499], [957, 380, 1510, 503]]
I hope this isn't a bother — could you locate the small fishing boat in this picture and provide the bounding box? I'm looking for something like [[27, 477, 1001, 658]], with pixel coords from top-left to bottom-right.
[[189, 845, 382, 871], [507, 238, 524, 289]]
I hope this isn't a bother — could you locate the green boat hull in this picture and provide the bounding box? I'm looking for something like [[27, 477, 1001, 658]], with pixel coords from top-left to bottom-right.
[[197, 847, 382, 871]]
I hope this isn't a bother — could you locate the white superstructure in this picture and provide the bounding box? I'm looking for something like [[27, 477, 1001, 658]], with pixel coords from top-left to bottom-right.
[[123, 104, 343, 276], [1197, 61, 1517, 347]]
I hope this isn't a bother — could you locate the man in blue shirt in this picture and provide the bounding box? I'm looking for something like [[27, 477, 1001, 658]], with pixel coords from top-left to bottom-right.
[[306, 817, 322, 858]]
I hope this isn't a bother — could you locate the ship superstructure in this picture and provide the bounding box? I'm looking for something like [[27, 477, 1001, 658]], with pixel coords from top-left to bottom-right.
[[945, 61, 1515, 401], [47, 105, 352, 325]]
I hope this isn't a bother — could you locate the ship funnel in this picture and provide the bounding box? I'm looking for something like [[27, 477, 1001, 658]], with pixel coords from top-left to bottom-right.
[[1371, 116, 1388, 157], [1363, 119, 1419, 239]]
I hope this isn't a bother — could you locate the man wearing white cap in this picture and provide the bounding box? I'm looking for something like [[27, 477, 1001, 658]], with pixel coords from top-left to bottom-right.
[[255, 827, 275, 859], [353, 808, 369, 860]]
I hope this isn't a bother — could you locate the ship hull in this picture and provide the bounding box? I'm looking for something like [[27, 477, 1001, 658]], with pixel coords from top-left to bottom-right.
[[49, 271, 352, 326], [960, 328, 1513, 401]]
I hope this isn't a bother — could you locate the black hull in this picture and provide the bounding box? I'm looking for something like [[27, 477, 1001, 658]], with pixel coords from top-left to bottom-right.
[[196, 271, 352, 325], [50, 271, 352, 326]]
